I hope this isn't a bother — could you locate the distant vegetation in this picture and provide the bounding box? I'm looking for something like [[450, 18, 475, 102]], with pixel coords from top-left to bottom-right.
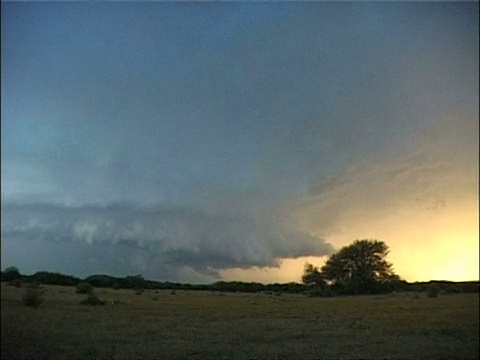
[[2, 268, 478, 296], [1, 239, 479, 296]]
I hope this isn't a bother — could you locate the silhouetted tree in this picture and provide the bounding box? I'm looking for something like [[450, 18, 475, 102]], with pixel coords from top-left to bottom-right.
[[2, 266, 21, 282], [321, 239, 399, 294], [301, 263, 328, 296], [302, 263, 324, 286]]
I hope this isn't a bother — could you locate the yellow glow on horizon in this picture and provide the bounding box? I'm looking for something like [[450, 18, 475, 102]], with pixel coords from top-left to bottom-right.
[[221, 196, 478, 284], [219, 256, 327, 284], [391, 211, 479, 282]]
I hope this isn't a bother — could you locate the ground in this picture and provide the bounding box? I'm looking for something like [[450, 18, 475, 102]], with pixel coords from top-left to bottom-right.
[[1, 283, 478, 359]]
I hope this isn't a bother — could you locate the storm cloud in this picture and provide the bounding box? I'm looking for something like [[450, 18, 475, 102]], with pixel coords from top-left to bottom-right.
[[2, 2, 477, 282], [1, 199, 333, 281]]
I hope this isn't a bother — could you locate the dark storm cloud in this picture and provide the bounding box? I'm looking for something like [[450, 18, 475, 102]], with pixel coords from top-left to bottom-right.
[[1, 200, 333, 279]]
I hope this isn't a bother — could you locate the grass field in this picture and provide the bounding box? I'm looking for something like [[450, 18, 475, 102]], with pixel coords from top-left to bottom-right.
[[1, 283, 478, 359]]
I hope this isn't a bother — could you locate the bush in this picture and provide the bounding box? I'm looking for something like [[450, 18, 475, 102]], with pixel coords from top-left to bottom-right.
[[462, 282, 479, 293], [22, 288, 44, 308], [9, 278, 23, 288], [427, 284, 440, 298], [80, 293, 105, 306], [27, 281, 41, 289], [307, 287, 324, 297], [445, 284, 461, 294], [76, 282, 93, 294], [112, 282, 120, 290], [306, 285, 334, 297], [111, 299, 126, 305], [322, 287, 334, 297]]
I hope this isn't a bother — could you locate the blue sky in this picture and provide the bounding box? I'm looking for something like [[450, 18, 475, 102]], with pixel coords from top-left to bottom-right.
[[2, 2, 478, 283]]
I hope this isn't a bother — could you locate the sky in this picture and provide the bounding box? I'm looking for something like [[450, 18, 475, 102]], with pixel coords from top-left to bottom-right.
[[1, 2, 478, 284]]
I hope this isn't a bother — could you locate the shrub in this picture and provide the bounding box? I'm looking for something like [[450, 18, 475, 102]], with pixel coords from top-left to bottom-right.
[[111, 299, 126, 305], [80, 293, 105, 306], [322, 287, 334, 297], [112, 282, 120, 290], [27, 281, 41, 289], [76, 282, 93, 294], [22, 288, 44, 308], [427, 284, 440, 298], [445, 284, 461, 294], [307, 287, 323, 297], [9, 278, 23, 288], [462, 282, 479, 293]]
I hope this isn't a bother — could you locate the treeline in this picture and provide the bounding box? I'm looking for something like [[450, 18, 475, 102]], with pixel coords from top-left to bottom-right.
[[0, 269, 309, 294], [1, 268, 478, 295], [404, 280, 479, 294]]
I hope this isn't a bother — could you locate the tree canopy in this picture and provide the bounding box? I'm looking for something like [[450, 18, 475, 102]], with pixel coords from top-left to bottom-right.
[[301, 263, 325, 288], [303, 239, 400, 295], [1, 266, 21, 282]]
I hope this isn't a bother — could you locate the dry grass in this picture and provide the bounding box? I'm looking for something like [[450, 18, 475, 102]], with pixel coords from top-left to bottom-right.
[[1, 283, 478, 359]]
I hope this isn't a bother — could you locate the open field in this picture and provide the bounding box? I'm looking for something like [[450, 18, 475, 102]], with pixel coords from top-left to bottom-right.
[[1, 283, 478, 359]]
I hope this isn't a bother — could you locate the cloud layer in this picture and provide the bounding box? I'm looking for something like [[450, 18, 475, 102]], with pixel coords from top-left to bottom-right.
[[1, 198, 334, 281]]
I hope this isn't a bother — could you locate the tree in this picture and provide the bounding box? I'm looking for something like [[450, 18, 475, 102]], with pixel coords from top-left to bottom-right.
[[2, 266, 21, 282], [4, 266, 20, 274], [302, 262, 328, 296], [321, 239, 399, 294], [302, 263, 325, 287]]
